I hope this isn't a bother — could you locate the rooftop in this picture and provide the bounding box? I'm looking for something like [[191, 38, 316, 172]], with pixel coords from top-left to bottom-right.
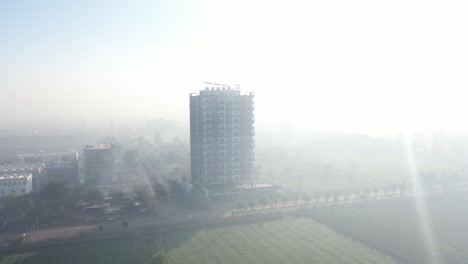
[[85, 144, 113, 150], [0, 173, 32, 180], [0, 163, 46, 173]]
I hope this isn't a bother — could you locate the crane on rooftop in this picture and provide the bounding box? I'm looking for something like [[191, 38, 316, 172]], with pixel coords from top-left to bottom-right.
[[204, 82, 241, 90]]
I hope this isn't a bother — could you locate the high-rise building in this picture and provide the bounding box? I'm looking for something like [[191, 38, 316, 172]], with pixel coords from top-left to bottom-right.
[[190, 85, 255, 186], [83, 144, 114, 185]]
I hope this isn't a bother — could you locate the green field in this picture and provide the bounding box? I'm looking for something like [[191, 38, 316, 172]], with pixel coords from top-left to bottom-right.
[[0, 239, 134, 264], [308, 194, 468, 264], [165, 218, 397, 264]]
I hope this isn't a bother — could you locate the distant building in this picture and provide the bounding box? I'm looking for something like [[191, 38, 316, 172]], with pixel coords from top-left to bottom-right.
[[83, 144, 114, 185], [0, 163, 45, 190], [18, 151, 79, 165], [190, 85, 255, 186], [0, 173, 33, 197], [18, 151, 79, 186]]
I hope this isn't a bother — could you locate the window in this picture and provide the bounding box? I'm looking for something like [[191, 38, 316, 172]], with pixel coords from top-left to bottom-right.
[[218, 138, 225, 143], [219, 131, 225, 137], [204, 112, 211, 117]]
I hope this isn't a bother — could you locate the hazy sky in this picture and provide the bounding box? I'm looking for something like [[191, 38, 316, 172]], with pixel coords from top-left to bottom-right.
[[2, 0, 468, 134]]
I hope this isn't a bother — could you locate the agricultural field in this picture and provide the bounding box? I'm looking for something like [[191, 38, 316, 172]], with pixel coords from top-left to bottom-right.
[[165, 217, 397, 264], [308, 193, 468, 264], [0, 239, 136, 264]]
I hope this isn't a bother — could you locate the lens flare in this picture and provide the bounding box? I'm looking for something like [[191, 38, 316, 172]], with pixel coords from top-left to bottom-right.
[[404, 133, 442, 264]]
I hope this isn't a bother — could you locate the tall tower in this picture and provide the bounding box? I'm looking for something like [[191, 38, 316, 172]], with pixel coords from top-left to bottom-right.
[[190, 84, 255, 186]]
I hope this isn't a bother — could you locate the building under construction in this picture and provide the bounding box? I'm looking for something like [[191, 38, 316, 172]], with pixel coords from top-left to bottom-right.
[[190, 83, 255, 186], [83, 144, 114, 185]]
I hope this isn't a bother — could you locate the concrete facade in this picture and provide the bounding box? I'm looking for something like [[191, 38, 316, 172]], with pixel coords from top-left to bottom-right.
[[190, 85, 255, 186], [0, 173, 33, 197], [83, 144, 114, 185]]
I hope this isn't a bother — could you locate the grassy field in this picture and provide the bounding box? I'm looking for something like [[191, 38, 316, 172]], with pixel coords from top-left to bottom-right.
[[308, 193, 468, 264], [164, 218, 397, 264], [256, 138, 459, 194], [0, 239, 135, 264]]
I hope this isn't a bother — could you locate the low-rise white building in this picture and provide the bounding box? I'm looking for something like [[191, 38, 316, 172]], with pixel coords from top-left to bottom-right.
[[0, 173, 33, 197]]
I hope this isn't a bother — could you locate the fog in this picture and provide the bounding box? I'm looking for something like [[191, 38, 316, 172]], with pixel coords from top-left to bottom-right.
[[2, 0, 468, 136], [3, 2, 468, 263]]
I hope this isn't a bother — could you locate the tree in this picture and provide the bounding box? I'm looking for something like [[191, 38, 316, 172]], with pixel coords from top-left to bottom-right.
[[304, 195, 311, 207], [333, 191, 341, 202], [315, 193, 320, 203], [342, 190, 349, 200], [237, 201, 245, 211], [281, 195, 288, 206], [72, 185, 87, 202], [259, 196, 267, 209], [122, 150, 138, 169], [155, 183, 168, 200], [86, 189, 105, 204], [154, 133, 164, 146], [168, 178, 183, 200], [0, 195, 29, 222], [373, 187, 379, 197], [40, 181, 73, 214], [248, 200, 255, 211]]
